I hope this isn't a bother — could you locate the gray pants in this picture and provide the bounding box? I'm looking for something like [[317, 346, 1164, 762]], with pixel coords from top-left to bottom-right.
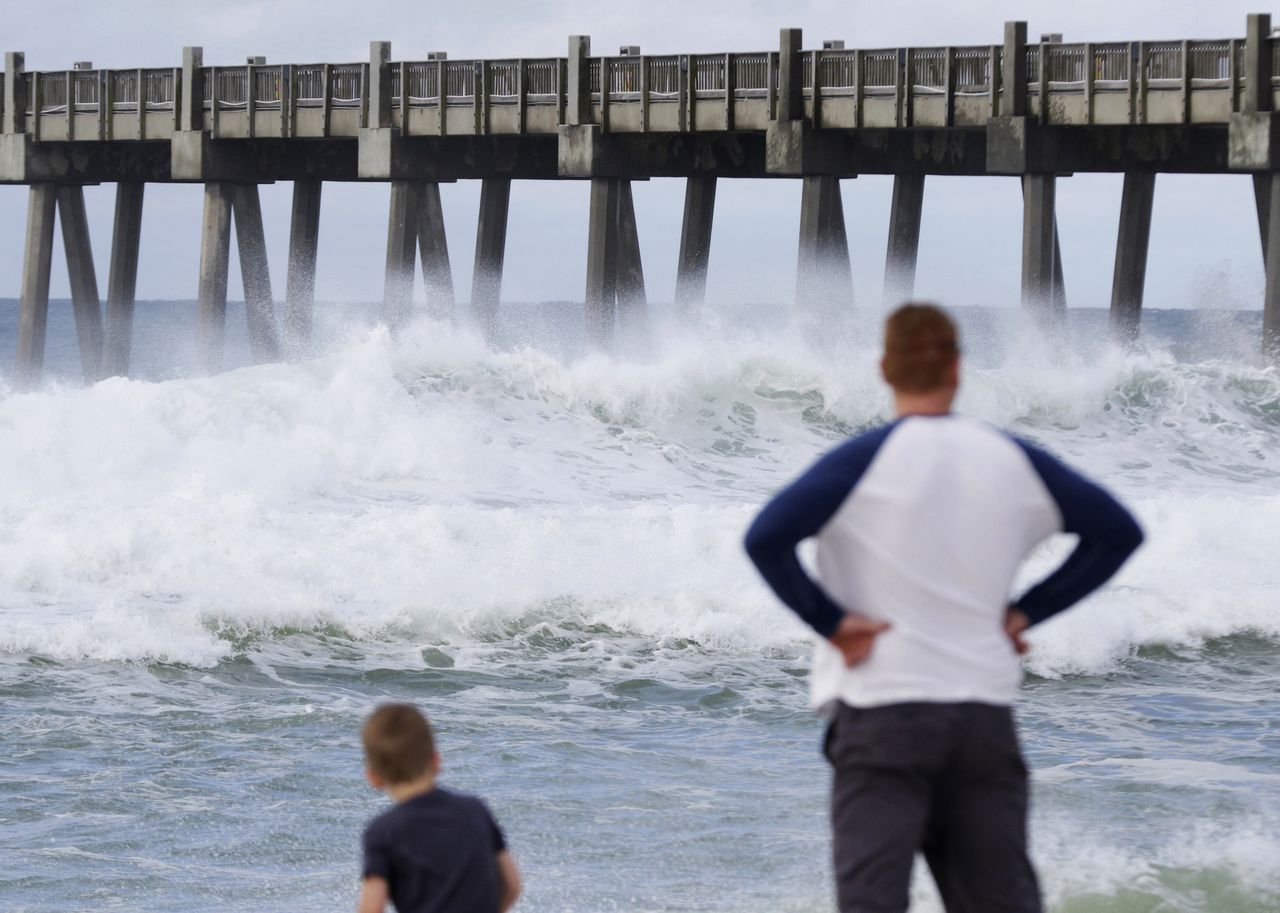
[[824, 702, 1042, 913]]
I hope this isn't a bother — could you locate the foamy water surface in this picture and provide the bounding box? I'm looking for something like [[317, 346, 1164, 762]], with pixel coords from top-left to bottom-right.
[[1, 301, 1278, 912]]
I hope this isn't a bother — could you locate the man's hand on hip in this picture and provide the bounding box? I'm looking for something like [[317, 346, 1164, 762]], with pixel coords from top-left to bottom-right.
[[1005, 607, 1031, 655], [827, 614, 892, 667]]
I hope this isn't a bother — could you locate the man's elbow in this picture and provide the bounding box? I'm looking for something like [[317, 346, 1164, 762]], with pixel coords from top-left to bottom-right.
[[1118, 514, 1145, 556], [743, 519, 773, 567]]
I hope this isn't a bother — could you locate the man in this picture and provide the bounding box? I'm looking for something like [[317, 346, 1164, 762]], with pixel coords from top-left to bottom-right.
[[744, 304, 1143, 913]]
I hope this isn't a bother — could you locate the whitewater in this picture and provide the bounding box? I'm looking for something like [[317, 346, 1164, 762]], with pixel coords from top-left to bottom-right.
[[1, 300, 1278, 912]]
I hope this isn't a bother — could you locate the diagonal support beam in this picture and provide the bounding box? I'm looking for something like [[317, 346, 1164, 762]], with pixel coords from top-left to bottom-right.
[[417, 182, 455, 320], [616, 179, 647, 332], [56, 185, 105, 382], [674, 175, 716, 312], [231, 183, 282, 363], [883, 173, 925, 307]]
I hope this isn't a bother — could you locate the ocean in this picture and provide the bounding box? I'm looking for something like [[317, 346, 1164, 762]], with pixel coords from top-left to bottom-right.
[[1, 297, 1277, 912]]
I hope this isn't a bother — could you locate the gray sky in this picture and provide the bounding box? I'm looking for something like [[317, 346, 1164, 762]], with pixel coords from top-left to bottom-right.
[[0, 0, 1270, 309]]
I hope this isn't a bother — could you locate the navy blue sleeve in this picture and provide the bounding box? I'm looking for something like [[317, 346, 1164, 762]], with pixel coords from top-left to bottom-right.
[[1013, 440, 1145, 627], [743, 424, 897, 637]]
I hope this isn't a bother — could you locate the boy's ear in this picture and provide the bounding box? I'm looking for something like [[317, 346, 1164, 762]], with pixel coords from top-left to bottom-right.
[[366, 767, 385, 791], [430, 751, 442, 777]]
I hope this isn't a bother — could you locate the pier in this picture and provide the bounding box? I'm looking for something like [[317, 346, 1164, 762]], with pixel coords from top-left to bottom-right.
[[5, 15, 1280, 383]]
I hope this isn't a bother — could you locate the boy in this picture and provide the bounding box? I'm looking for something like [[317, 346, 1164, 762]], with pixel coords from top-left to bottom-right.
[[359, 703, 521, 913]]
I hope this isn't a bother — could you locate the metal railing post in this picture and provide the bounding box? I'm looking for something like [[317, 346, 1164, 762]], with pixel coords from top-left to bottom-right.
[[369, 41, 391, 128], [137, 67, 146, 139], [180, 46, 203, 131], [1181, 40, 1192, 123], [246, 63, 256, 138], [1245, 13, 1273, 113], [777, 28, 802, 121], [567, 35, 590, 125], [210, 67, 222, 137], [724, 52, 734, 130], [2, 52, 24, 134], [99, 69, 109, 139], [639, 55, 650, 131], [321, 63, 332, 136], [1138, 42, 1149, 124], [600, 56, 610, 132], [1002, 21, 1027, 117], [32, 71, 42, 138], [66, 69, 75, 141], [853, 49, 863, 126]]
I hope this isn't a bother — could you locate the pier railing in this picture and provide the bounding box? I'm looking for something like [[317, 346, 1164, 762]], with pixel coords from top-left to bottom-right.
[[2, 38, 1273, 142]]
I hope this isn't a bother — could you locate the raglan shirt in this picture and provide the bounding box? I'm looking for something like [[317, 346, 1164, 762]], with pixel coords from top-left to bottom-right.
[[362, 787, 507, 913], [744, 415, 1143, 711]]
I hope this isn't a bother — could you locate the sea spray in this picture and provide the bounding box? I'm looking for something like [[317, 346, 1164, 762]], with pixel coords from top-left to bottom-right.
[[1, 303, 1277, 912]]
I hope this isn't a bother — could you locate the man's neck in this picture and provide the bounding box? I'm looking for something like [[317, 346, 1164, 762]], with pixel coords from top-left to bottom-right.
[[892, 390, 955, 418], [387, 775, 436, 803]]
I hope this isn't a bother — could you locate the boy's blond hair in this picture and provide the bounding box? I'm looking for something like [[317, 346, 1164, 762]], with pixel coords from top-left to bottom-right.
[[362, 703, 436, 784]]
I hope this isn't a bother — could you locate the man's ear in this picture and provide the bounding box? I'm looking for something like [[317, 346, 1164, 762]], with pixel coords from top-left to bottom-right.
[[366, 767, 385, 791], [879, 356, 889, 384], [948, 356, 961, 388], [429, 751, 442, 777]]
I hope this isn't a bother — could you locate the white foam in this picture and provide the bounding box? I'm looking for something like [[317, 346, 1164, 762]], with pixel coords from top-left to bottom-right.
[[0, 315, 1276, 669]]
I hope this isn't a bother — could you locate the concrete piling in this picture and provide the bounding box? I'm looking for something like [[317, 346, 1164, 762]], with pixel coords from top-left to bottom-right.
[[284, 179, 321, 356], [1050, 230, 1067, 315], [382, 180, 420, 328], [15, 184, 57, 387], [416, 182, 455, 320], [472, 177, 511, 335], [56, 185, 105, 382], [1266, 175, 1280, 358], [883, 173, 926, 307], [796, 175, 852, 314], [196, 182, 233, 374], [585, 177, 620, 346], [616, 180, 647, 325], [1244, 14, 1280, 357], [1254, 173, 1271, 265], [230, 184, 281, 363], [103, 182, 145, 377], [1109, 172, 1156, 344], [1020, 174, 1058, 320], [675, 176, 716, 312]]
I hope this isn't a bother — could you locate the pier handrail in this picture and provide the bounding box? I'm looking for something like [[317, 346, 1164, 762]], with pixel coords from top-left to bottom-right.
[[3, 31, 1275, 140]]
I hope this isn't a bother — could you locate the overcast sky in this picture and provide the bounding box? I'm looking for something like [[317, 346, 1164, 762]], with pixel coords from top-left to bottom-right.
[[0, 0, 1271, 310]]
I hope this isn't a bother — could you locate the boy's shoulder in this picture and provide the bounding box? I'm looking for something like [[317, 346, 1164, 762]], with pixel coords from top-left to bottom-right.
[[364, 786, 507, 864], [364, 787, 492, 837]]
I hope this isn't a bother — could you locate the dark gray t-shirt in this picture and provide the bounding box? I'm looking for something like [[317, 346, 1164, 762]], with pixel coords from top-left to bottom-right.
[[362, 787, 507, 913]]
